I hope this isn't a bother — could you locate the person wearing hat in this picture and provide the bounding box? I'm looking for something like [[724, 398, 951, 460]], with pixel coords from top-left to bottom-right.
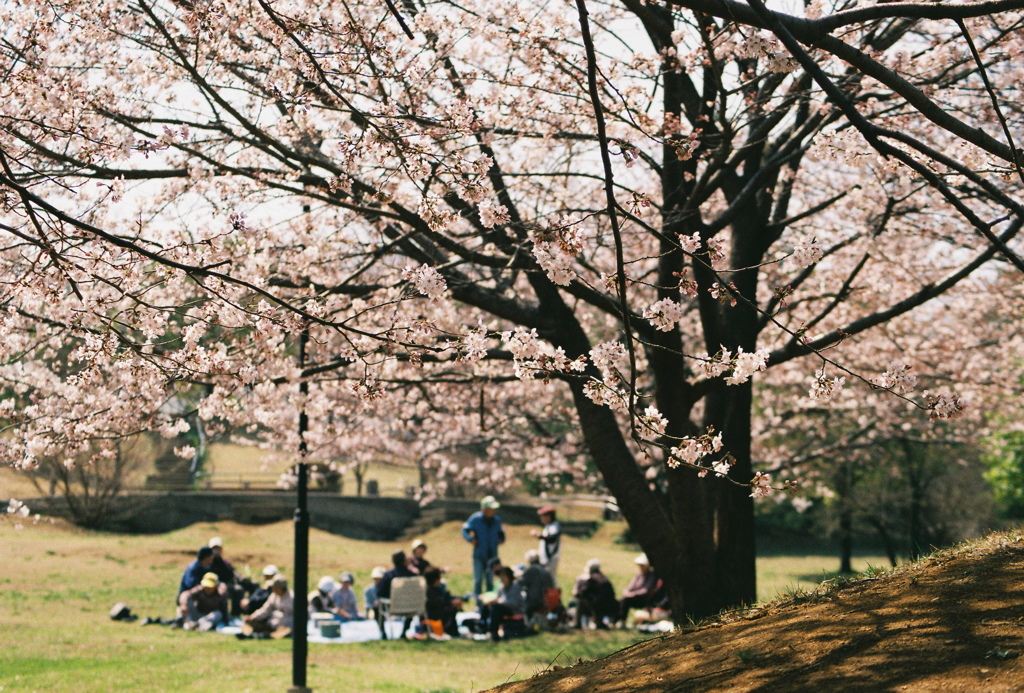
[[617, 554, 663, 627], [462, 495, 506, 600], [408, 539, 432, 575], [330, 571, 361, 621], [208, 536, 249, 616], [177, 546, 216, 598], [364, 566, 386, 619], [177, 572, 229, 631], [242, 576, 294, 639], [572, 558, 617, 629], [308, 576, 336, 615], [531, 506, 562, 578], [241, 565, 279, 615]]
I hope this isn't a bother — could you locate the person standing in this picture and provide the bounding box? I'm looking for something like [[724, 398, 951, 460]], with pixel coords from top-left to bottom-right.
[[462, 496, 506, 600], [531, 506, 561, 578]]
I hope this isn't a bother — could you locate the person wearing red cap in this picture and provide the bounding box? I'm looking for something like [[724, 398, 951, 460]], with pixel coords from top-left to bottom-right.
[[531, 506, 561, 578]]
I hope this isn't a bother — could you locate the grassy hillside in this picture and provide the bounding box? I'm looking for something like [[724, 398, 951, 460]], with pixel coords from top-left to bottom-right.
[[492, 529, 1024, 693]]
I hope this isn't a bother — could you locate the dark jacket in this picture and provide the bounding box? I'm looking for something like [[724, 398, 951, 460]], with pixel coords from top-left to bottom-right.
[[520, 564, 555, 613], [379, 565, 416, 599], [425, 583, 458, 621], [178, 560, 210, 596], [210, 555, 238, 586], [579, 572, 617, 613]]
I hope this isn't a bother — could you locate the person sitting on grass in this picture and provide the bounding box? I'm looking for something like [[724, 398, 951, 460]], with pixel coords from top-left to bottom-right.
[[408, 539, 432, 575], [520, 550, 555, 618], [241, 576, 293, 639], [364, 566, 385, 619], [573, 558, 617, 629], [617, 554, 664, 627], [177, 546, 215, 598], [241, 565, 279, 615], [309, 576, 335, 615], [330, 572, 362, 621], [424, 567, 463, 637], [177, 572, 229, 631], [481, 567, 526, 642], [208, 536, 254, 616]]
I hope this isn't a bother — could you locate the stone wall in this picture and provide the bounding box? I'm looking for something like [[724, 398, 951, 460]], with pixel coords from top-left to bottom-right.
[[16, 492, 570, 541]]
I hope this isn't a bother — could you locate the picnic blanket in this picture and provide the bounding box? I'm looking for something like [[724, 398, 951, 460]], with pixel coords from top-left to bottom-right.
[[217, 612, 479, 643]]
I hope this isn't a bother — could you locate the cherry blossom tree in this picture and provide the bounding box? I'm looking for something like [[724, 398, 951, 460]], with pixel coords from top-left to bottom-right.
[[2, 0, 1023, 619]]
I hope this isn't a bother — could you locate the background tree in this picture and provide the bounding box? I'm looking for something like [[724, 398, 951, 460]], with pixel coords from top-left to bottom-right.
[[2, 0, 1023, 619]]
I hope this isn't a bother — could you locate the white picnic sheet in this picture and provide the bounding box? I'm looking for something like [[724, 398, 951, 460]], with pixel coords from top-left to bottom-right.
[[217, 612, 479, 643]]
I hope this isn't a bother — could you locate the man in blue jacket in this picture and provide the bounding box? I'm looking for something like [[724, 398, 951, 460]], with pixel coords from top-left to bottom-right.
[[178, 546, 215, 597], [462, 496, 506, 601]]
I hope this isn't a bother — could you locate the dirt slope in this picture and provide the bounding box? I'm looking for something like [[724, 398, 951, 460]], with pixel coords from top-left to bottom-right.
[[491, 532, 1024, 693]]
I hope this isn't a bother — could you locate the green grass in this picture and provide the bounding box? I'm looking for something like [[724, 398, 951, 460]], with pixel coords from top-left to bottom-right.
[[0, 516, 887, 692]]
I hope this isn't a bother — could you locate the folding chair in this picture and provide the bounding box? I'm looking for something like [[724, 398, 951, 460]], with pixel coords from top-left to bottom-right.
[[377, 576, 426, 640]]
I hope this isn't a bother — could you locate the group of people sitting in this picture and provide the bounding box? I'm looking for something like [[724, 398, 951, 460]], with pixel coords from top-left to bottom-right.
[[172, 503, 669, 642], [175, 537, 295, 638]]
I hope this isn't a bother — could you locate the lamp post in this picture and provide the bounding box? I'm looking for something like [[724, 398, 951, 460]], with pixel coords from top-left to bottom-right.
[[289, 328, 312, 693]]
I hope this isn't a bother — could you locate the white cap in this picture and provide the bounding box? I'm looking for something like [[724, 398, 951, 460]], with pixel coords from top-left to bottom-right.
[[318, 576, 335, 593], [208, 536, 223, 548], [634, 554, 650, 566], [371, 566, 386, 579], [262, 564, 279, 577], [480, 495, 500, 510]]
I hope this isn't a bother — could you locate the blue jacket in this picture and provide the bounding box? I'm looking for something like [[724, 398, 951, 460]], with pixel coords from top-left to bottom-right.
[[178, 560, 209, 595], [462, 511, 505, 560]]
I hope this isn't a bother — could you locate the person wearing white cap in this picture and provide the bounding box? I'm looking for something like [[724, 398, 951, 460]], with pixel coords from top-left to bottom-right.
[[409, 539, 432, 575], [241, 565, 280, 615], [617, 554, 662, 626], [462, 496, 506, 600], [207, 536, 245, 616], [308, 576, 335, 615], [364, 566, 386, 619]]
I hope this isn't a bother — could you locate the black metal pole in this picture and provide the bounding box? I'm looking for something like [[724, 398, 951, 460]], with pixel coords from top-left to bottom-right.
[[291, 328, 311, 693]]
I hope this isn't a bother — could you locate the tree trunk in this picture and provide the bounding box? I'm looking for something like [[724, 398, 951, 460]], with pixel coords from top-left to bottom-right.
[[837, 462, 853, 573]]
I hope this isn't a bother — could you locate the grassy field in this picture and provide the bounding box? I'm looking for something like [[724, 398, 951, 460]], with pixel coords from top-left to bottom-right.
[[0, 515, 885, 693]]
